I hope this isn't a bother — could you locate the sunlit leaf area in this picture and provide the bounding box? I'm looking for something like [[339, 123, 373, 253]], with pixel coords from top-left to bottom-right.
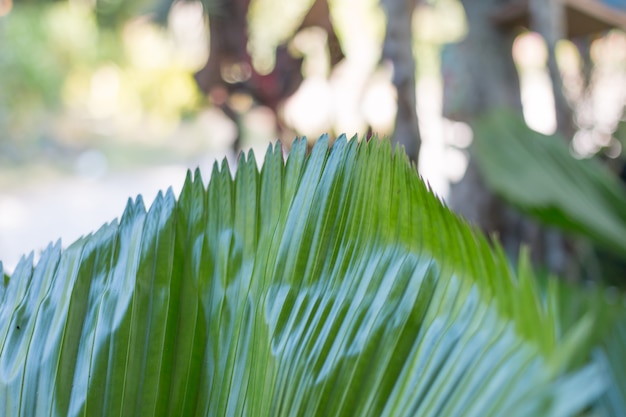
[[1, 137, 625, 416], [1, 0, 625, 274]]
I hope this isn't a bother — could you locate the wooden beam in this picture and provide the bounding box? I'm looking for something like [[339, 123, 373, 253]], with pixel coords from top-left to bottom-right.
[[490, 0, 626, 37], [564, 0, 626, 35], [490, 0, 530, 28]]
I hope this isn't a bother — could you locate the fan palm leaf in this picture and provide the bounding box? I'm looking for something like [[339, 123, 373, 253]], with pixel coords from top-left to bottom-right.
[[0, 136, 623, 416]]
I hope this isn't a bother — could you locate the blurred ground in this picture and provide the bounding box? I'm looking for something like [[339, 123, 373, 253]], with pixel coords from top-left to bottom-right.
[[0, 165, 205, 272], [0, 109, 239, 273]]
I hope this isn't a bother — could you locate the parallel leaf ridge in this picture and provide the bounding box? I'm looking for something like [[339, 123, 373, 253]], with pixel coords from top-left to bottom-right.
[[0, 135, 623, 417]]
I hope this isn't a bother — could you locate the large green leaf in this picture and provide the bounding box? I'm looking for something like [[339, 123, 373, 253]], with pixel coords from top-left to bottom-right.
[[474, 110, 626, 258], [0, 136, 624, 416]]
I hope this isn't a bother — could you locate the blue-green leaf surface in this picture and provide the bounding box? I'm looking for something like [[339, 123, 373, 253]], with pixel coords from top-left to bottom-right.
[[0, 136, 624, 416]]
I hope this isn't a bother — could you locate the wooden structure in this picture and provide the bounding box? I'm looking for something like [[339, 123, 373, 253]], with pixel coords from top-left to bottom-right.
[[491, 0, 626, 37]]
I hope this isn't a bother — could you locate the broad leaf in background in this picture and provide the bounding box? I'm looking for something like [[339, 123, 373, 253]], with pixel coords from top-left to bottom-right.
[[0, 136, 624, 416], [474, 110, 626, 258]]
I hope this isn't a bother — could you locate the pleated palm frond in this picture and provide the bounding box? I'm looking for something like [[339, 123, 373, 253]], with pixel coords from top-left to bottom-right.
[[0, 135, 624, 416], [474, 110, 626, 259]]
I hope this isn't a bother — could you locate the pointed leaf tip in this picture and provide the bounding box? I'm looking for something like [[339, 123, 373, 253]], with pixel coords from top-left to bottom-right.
[[212, 159, 220, 174], [266, 140, 278, 156], [193, 167, 203, 184], [238, 149, 247, 164], [247, 148, 257, 165], [289, 136, 307, 156], [220, 157, 232, 178], [334, 134, 348, 148], [316, 134, 329, 148]]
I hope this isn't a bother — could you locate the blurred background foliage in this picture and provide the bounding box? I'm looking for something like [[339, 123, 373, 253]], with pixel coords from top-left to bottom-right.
[[0, 0, 625, 285], [0, 0, 205, 158], [0, 0, 467, 190]]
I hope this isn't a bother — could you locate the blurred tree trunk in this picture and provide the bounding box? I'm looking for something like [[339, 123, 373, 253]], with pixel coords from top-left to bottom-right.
[[529, 0, 575, 139], [380, 0, 421, 164], [195, 0, 251, 95], [193, 0, 343, 150], [442, 0, 570, 276]]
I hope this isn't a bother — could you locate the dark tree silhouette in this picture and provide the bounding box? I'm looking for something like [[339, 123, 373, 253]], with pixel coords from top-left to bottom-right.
[[193, 0, 344, 150]]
